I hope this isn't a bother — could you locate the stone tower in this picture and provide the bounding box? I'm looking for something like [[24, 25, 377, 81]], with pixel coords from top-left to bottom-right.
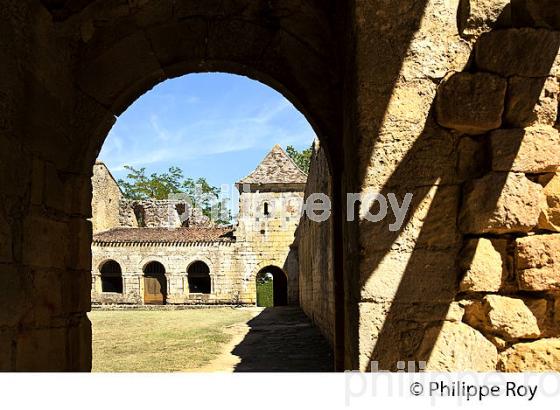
[[235, 145, 307, 304]]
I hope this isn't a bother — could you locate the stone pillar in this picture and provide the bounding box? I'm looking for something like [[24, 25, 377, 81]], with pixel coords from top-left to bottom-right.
[[0, 0, 93, 371]]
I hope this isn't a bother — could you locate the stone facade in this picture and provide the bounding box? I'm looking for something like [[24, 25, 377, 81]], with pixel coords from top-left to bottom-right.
[[296, 140, 335, 345], [91, 145, 306, 306]]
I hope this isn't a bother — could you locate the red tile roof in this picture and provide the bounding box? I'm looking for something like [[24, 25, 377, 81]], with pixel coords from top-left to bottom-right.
[[93, 227, 235, 245]]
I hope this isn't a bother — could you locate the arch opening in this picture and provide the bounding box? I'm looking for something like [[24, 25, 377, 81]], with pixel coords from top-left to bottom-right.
[[88, 71, 333, 371], [187, 261, 211, 294], [143, 261, 167, 305], [100, 260, 123, 293], [256, 266, 288, 307]]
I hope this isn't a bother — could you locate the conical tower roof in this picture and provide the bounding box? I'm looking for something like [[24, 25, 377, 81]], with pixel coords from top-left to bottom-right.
[[237, 144, 307, 185]]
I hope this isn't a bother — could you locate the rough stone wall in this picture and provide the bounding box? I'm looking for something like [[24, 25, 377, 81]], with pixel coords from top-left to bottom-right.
[[119, 199, 186, 228], [91, 162, 123, 233], [297, 141, 335, 345], [0, 0, 93, 371], [438, 3, 560, 371], [347, 0, 560, 371]]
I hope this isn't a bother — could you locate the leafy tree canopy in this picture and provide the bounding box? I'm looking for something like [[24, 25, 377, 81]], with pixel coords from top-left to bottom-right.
[[118, 165, 231, 225], [286, 145, 312, 174]]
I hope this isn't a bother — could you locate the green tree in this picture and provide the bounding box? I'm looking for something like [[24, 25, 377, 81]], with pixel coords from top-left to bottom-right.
[[118, 166, 231, 225], [286, 145, 312, 174]]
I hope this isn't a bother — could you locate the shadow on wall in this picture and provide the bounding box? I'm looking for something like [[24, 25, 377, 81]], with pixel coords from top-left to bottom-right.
[[231, 307, 333, 372], [356, 3, 560, 371]]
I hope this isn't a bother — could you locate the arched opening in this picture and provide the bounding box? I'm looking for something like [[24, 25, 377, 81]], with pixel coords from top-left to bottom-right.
[[99, 260, 123, 293], [256, 266, 288, 307], [2, 0, 341, 373], [143, 261, 167, 305], [187, 261, 211, 294]]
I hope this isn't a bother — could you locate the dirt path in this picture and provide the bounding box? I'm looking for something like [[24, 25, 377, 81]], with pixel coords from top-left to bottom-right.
[[190, 306, 333, 372], [191, 307, 263, 372]]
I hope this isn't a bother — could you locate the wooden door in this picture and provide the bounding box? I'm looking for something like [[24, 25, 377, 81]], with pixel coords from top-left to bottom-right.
[[144, 275, 166, 305]]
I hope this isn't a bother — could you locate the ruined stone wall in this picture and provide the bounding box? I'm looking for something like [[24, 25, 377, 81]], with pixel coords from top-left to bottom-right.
[[119, 199, 184, 228], [347, 0, 560, 371], [91, 162, 123, 233], [297, 141, 335, 345]]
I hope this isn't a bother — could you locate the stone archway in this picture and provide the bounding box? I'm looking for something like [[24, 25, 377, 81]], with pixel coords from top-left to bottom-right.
[[99, 260, 123, 294], [67, 1, 342, 371], [187, 261, 211, 295], [143, 261, 167, 305], [256, 266, 288, 307]]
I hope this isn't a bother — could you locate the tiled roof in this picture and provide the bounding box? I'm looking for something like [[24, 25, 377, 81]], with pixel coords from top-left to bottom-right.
[[237, 144, 307, 185], [93, 227, 235, 245]]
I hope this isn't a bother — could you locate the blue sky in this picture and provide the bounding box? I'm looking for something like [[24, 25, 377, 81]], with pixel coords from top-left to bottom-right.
[[98, 73, 316, 197]]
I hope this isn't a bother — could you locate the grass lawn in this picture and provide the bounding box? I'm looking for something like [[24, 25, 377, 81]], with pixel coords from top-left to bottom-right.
[[256, 280, 273, 307], [89, 308, 256, 372]]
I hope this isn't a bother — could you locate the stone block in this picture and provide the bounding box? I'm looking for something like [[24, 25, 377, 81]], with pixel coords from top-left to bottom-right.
[[359, 301, 459, 371], [457, 0, 511, 39], [146, 19, 207, 73], [524, 298, 551, 335], [0, 204, 12, 263], [459, 238, 509, 292], [435, 72, 506, 135], [361, 249, 458, 304], [505, 76, 559, 127], [511, 0, 560, 30], [475, 28, 560, 77], [77, 32, 165, 114], [67, 315, 92, 371], [27, 269, 63, 325], [517, 234, 560, 291], [555, 297, 560, 328], [207, 19, 276, 64], [360, 185, 460, 253], [65, 173, 93, 218], [0, 266, 32, 327], [16, 327, 67, 371], [491, 126, 560, 173], [457, 136, 489, 180], [30, 158, 45, 206], [22, 215, 69, 269], [498, 338, 560, 371], [538, 173, 560, 231], [460, 172, 544, 234], [464, 295, 540, 341], [44, 161, 67, 213], [0, 329, 14, 371], [418, 321, 498, 371], [68, 218, 92, 272]]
